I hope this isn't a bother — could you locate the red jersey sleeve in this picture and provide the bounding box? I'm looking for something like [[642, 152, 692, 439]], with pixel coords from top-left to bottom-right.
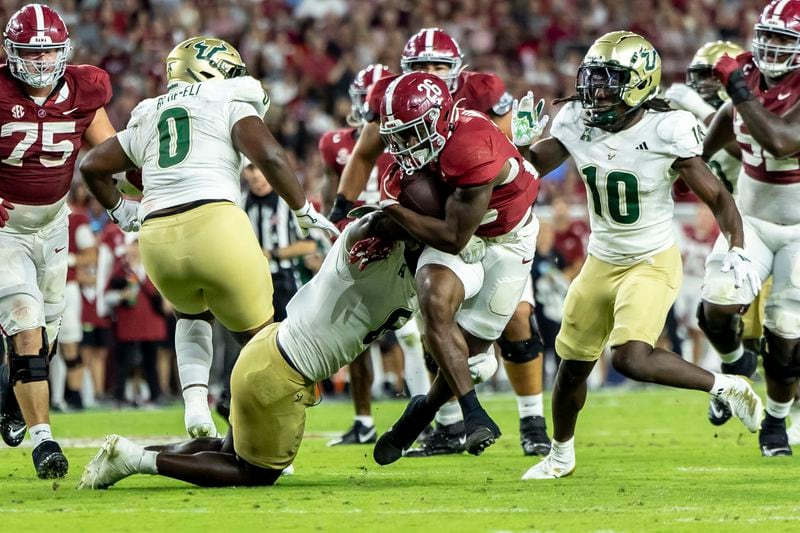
[[735, 51, 755, 70], [318, 131, 339, 169], [456, 72, 508, 116], [71, 65, 113, 112], [439, 113, 516, 187]]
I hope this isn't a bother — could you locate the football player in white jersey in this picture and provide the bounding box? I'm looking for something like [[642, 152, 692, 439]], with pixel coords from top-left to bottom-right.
[[79, 37, 337, 439], [77, 214, 494, 488], [699, 0, 800, 456], [510, 31, 763, 480]]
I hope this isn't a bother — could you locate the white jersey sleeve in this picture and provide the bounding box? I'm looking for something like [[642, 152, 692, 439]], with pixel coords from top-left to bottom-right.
[[654, 109, 704, 160], [277, 226, 418, 382], [116, 99, 155, 169]]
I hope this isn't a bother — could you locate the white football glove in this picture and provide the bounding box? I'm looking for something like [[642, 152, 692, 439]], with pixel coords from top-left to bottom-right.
[[108, 198, 141, 232], [468, 347, 499, 384], [664, 83, 716, 122], [459, 235, 486, 264], [720, 247, 761, 298], [293, 201, 340, 238], [511, 91, 549, 147]]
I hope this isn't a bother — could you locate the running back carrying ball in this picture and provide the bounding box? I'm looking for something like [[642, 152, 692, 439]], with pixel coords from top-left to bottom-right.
[[398, 167, 450, 218]]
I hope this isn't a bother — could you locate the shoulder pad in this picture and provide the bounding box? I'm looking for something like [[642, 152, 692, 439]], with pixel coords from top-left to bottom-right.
[[219, 76, 270, 116], [457, 72, 506, 115], [67, 65, 113, 110]]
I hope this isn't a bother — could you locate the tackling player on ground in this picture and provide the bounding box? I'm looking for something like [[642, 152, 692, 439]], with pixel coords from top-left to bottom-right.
[[79, 36, 337, 439], [512, 31, 763, 480], [698, 0, 800, 457], [0, 3, 116, 479]]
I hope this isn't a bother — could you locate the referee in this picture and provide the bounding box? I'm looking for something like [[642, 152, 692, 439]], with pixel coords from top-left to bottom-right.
[[241, 162, 317, 321]]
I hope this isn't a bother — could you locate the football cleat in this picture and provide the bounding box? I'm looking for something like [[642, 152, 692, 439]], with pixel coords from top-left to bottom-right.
[[759, 415, 792, 457], [32, 440, 69, 479], [327, 420, 377, 446], [520, 416, 552, 456], [77, 434, 141, 489], [707, 397, 732, 426], [373, 395, 433, 466], [521, 452, 576, 480], [464, 408, 501, 456], [717, 376, 763, 433], [404, 421, 466, 457], [0, 363, 27, 447]]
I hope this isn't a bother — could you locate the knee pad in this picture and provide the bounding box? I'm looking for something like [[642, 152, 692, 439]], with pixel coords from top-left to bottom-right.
[[8, 341, 50, 384], [498, 313, 544, 364], [696, 302, 743, 346], [63, 353, 83, 369], [762, 329, 800, 383]]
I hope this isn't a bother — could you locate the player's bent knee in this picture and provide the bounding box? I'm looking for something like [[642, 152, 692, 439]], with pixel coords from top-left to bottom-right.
[[763, 329, 800, 383], [63, 353, 83, 369], [697, 302, 743, 346], [8, 348, 49, 384], [610, 342, 653, 380], [498, 337, 540, 364], [238, 457, 282, 486]]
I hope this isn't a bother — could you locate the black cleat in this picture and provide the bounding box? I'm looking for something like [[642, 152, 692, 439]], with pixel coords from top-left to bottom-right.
[[32, 440, 69, 479], [0, 363, 27, 447], [708, 396, 733, 426], [404, 421, 466, 457], [464, 409, 501, 456], [520, 416, 551, 456], [327, 420, 377, 446], [759, 415, 792, 457], [373, 395, 433, 465]]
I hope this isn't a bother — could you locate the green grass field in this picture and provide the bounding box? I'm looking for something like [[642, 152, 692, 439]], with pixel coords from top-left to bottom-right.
[[1, 388, 797, 532]]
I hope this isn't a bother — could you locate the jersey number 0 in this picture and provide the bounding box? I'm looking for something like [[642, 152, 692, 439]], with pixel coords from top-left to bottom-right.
[[157, 107, 191, 168]]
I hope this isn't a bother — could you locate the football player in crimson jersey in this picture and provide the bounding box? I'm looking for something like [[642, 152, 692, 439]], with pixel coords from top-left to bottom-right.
[[370, 72, 541, 464], [512, 32, 762, 480], [320, 65, 432, 448], [0, 3, 116, 479], [333, 28, 551, 458], [699, 0, 800, 457]]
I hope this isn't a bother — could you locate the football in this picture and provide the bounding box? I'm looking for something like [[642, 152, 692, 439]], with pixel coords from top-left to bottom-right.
[[398, 168, 450, 219]]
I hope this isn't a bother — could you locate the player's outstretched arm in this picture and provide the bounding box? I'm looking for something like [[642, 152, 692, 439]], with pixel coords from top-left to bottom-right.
[[526, 136, 570, 176], [702, 101, 736, 161], [715, 56, 800, 158], [80, 138, 136, 210], [80, 138, 141, 232], [231, 116, 306, 210], [676, 156, 743, 250], [383, 182, 492, 255], [331, 122, 385, 220]]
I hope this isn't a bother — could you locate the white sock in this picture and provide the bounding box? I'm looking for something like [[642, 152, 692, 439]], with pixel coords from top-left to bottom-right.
[[709, 372, 736, 397], [183, 385, 210, 412], [29, 424, 53, 448], [719, 345, 744, 364], [139, 450, 159, 475], [516, 393, 544, 418], [396, 325, 431, 397], [435, 400, 463, 426], [766, 397, 793, 419], [176, 319, 214, 389], [551, 437, 575, 460], [354, 415, 374, 427]]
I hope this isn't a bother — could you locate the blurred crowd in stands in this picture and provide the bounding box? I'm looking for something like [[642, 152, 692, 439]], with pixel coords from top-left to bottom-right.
[[0, 0, 765, 408]]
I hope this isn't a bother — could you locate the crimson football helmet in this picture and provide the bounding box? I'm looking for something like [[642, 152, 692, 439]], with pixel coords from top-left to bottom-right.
[[379, 72, 455, 173], [752, 0, 800, 78], [401, 28, 464, 92], [3, 3, 71, 88], [348, 63, 394, 126]]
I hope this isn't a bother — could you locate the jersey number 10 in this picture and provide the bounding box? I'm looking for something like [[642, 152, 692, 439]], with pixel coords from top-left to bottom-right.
[[581, 165, 641, 225]]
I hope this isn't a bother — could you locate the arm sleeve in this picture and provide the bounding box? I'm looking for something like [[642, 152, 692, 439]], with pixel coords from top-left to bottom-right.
[[116, 126, 142, 168]]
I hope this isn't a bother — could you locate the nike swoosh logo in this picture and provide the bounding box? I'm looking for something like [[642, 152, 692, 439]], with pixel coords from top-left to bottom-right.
[[62, 107, 79, 115], [522, 257, 533, 264], [458, 436, 466, 446], [54, 246, 66, 253], [710, 401, 727, 418], [359, 427, 376, 443], [778, 92, 790, 101], [8, 425, 26, 439]]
